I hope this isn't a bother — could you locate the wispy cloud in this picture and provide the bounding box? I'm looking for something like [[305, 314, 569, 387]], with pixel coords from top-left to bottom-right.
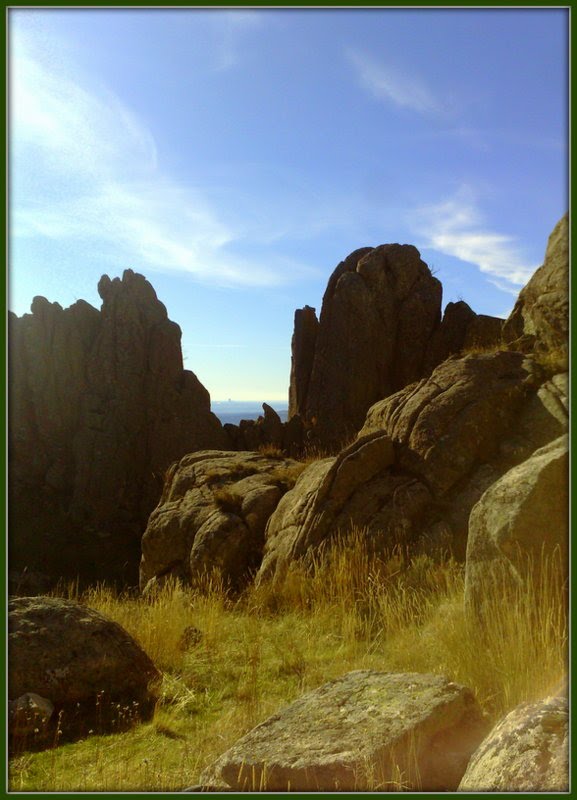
[[346, 47, 443, 116], [410, 187, 536, 292], [212, 11, 263, 71], [10, 24, 312, 289]]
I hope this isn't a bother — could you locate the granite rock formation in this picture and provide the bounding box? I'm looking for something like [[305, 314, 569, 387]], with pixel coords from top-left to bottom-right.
[[289, 245, 503, 448], [222, 403, 305, 456], [258, 351, 540, 583], [140, 450, 305, 593], [9, 270, 228, 588], [288, 305, 319, 419]]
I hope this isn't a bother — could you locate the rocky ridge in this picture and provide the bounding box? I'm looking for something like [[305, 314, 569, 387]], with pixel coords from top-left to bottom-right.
[[9, 269, 229, 588]]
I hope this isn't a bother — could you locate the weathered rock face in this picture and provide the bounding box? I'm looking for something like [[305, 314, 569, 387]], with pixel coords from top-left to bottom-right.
[[464, 434, 568, 617], [9, 270, 229, 587], [290, 244, 443, 448], [258, 433, 432, 583], [503, 213, 568, 359], [360, 351, 535, 496], [288, 305, 319, 419], [458, 695, 568, 792], [423, 300, 477, 373], [140, 451, 305, 593], [201, 671, 488, 792], [288, 245, 507, 449], [259, 352, 539, 582], [8, 596, 160, 743]]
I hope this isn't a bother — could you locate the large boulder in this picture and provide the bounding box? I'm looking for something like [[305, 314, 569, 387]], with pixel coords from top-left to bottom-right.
[[503, 213, 568, 359], [9, 270, 229, 588], [259, 352, 537, 582], [8, 596, 160, 743], [257, 433, 433, 583], [290, 244, 443, 448], [464, 434, 568, 617], [140, 451, 305, 592], [459, 694, 568, 792], [200, 671, 488, 791]]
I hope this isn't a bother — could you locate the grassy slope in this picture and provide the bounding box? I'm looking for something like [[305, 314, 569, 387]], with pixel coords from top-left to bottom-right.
[[9, 534, 567, 792]]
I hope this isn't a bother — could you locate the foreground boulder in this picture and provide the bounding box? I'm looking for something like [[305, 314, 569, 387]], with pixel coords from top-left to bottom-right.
[[465, 434, 568, 617], [140, 451, 305, 592], [201, 671, 487, 791], [9, 596, 160, 744], [459, 694, 568, 792], [9, 270, 228, 588]]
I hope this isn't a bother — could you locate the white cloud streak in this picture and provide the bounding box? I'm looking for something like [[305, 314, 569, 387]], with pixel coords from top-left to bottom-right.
[[10, 24, 310, 289], [212, 11, 263, 71], [411, 187, 536, 292], [346, 48, 443, 116]]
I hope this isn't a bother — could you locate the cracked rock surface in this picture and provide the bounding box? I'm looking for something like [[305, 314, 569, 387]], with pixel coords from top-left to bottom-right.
[[459, 694, 568, 792], [201, 670, 488, 792]]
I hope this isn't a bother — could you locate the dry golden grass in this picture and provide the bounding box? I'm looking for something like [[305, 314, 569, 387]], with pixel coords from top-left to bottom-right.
[[257, 443, 286, 458], [10, 531, 567, 792]]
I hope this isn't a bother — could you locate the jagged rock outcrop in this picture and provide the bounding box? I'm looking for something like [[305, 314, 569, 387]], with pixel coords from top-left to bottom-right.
[[223, 404, 305, 456], [258, 352, 539, 582], [464, 434, 568, 618], [458, 694, 568, 792], [288, 245, 505, 449], [288, 305, 319, 419], [289, 245, 442, 448], [200, 671, 488, 791], [9, 596, 160, 744], [140, 451, 305, 593], [503, 213, 568, 359], [9, 270, 229, 588]]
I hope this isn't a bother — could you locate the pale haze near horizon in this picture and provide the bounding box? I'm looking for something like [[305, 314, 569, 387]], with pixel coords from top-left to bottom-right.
[[9, 8, 567, 403]]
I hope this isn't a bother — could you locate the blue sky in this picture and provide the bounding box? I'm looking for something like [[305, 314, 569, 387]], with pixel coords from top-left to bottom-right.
[[9, 8, 568, 402]]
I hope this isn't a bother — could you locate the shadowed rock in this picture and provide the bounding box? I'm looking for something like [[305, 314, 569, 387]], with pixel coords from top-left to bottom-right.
[[9, 270, 229, 588], [290, 244, 442, 448], [9, 596, 160, 746], [288, 305, 319, 419]]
